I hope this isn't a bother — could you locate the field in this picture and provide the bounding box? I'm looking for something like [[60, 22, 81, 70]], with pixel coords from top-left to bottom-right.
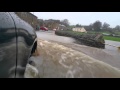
[[88, 31, 111, 34], [103, 36, 120, 42], [74, 31, 120, 42]]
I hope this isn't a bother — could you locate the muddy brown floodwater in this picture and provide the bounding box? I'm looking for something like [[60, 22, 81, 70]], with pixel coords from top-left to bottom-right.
[[28, 31, 120, 78], [36, 31, 120, 69]]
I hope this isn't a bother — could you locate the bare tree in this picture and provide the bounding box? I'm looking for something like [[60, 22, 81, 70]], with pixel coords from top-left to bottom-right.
[[76, 24, 81, 27], [93, 20, 102, 31], [114, 25, 120, 31], [102, 22, 110, 30], [61, 19, 70, 27]]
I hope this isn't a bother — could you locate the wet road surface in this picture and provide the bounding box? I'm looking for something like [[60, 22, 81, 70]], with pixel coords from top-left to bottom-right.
[[36, 31, 120, 69], [27, 31, 120, 78]]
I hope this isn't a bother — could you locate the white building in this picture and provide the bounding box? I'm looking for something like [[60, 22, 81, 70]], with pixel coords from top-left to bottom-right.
[[58, 24, 66, 30], [72, 27, 87, 33]]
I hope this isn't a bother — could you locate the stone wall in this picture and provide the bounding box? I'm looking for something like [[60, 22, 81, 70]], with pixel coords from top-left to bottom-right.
[[55, 30, 105, 49], [15, 12, 39, 29]]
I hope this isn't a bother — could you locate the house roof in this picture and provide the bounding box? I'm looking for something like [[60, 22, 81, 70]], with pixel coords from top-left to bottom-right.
[[29, 12, 38, 18]]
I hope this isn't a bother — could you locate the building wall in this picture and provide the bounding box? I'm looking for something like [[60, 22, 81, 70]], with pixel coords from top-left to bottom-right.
[[72, 27, 87, 33], [15, 12, 39, 29]]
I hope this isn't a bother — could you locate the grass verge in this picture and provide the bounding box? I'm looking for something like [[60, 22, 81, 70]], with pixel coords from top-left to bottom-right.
[[103, 36, 120, 42]]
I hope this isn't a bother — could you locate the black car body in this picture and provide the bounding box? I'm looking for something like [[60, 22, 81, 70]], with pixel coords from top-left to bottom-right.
[[0, 12, 37, 78]]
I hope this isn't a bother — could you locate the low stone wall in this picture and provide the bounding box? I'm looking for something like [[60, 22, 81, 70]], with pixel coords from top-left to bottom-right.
[[55, 30, 105, 49]]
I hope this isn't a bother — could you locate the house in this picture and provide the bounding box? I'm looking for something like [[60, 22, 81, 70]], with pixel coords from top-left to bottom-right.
[[15, 12, 39, 29], [72, 27, 87, 33], [43, 19, 60, 30], [57, 24, 67, 30]]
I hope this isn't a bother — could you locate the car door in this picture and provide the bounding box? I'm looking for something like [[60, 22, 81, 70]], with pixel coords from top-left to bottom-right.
[[0, 12, 17, 78], [9, 12, 37, 78]]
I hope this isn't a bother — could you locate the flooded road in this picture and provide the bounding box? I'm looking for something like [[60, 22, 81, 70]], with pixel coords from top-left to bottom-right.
[[24, 31, 120, 78], [36, 31, 120, 69], [28, 39, 120, 78], [36, 30, 76, 43]]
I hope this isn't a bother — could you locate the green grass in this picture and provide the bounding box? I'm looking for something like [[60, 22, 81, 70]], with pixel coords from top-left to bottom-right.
[[88, 31, 120, 42], [103, 36, 120, 42], [66, 30, 85, 35], [88, 31, 111, 34]]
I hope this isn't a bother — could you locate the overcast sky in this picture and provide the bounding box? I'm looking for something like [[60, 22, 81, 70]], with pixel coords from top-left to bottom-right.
[[31, 12, 120, 28]]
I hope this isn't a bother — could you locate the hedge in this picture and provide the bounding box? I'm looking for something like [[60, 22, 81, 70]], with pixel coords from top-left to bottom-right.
[[55, 30, 105, 49]]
